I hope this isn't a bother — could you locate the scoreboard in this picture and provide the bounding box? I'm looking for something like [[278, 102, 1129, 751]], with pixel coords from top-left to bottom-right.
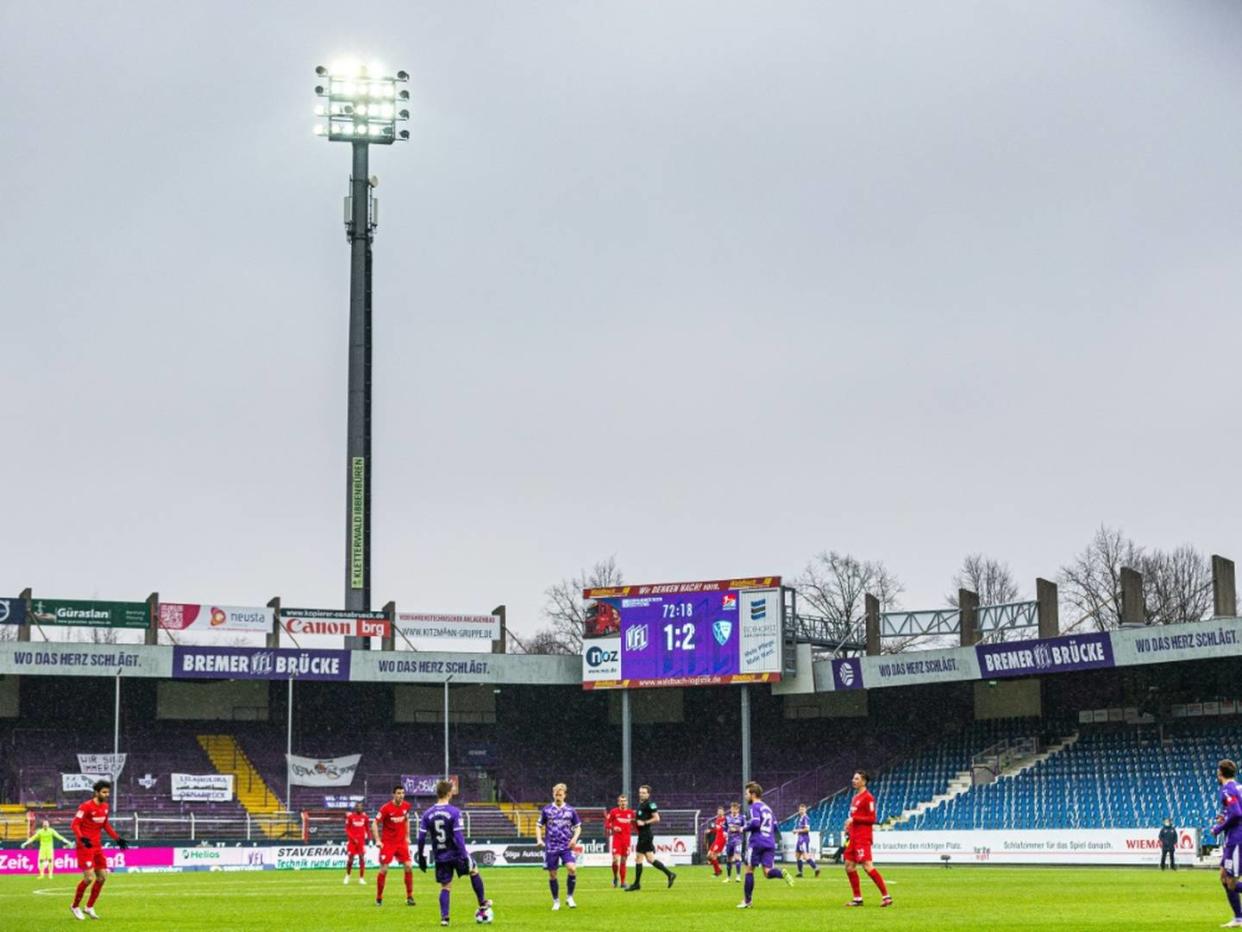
[[581, 576, 785, 690]]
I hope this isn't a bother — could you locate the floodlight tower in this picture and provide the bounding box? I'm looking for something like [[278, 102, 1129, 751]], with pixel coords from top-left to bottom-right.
[[313, 61, 410, 646]]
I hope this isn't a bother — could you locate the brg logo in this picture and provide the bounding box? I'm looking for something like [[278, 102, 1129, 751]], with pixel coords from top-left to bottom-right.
[[625, 624, 649, 652]]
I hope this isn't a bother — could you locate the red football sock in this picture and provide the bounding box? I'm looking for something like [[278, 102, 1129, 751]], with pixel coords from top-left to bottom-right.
[[404, 870, 413, 897], [619, 862, 627, 884], [377, 873, 387, 899], [359, 861, 365, 878], [611, 862, 618, 881], [713, 861, 721, 876], [73, 879, 90, 908], [87, 880, 104, 908], [346, 856, 353, 876], [866, 868, 888, 896], [848, 870, 862, 898]]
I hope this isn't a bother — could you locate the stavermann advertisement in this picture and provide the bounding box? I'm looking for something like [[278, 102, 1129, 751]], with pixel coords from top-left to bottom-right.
[[870, 828, 1199, 865]]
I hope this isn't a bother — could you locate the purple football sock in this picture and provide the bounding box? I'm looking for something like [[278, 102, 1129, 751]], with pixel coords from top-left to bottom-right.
[[549, 876, 559, 901], [744, 873, 754, 903], [567, 873, 576, 896], [471, 872, 486, 905], [439, 889, 450, 919]]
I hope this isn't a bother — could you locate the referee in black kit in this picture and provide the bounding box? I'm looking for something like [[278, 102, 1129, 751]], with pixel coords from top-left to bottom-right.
[[625, 784, 677, 891]]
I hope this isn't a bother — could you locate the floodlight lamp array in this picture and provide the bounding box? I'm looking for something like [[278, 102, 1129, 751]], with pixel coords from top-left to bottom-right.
[[313, 62, 411, 144]]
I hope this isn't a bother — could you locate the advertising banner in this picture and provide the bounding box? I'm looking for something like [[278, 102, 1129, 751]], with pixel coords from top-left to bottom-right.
[[78, 753, 126, 777], [830, 657, 865, 691], [0, 847, 177, 875], [870, 828, 1199, 865], [63, 773, 109, 792], [738, 589, 782, 675], [0, 643, 171, 678], [29, 598, 149, 629], [324, 795, 366, 809], [976, 632, 1114, 680], [280, 608, 389, 639], [1111, 616, 1242, 668], [173, 647, 351, 681], [159, 603, 273, 633], [287, 753, 361, 787], [401, 774, 458, 796], [863, 645, 980, 689], [583, 576, 782, 600], [582, 636, 621, 685], [0, 597, 26, 625], [275, 843, 377, 870], [395, 613, 500, 642], [351, 650, 579, 686], [171, 773, 235, 802], [173, 847, 274, 871]]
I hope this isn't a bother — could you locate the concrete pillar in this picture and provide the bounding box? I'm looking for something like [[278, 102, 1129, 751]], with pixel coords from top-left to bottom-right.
[[864, 593, 881, 656], [1213, 555, 1237, 618], [381, 600, 396, 651], [1120, 566, 1145, 625], [145, 593, 159, 646], [959, 589, 980, 646], [491, 605, 507, 654], [1036, 578, 1059, 639], [266, 597, 281, 649], [17, 587, 31, 643]]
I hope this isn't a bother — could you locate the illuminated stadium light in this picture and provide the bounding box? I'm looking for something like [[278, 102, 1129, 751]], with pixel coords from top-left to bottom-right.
[[311, 59, 410, 647]]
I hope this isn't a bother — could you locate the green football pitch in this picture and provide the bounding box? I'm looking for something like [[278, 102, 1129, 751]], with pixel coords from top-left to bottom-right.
[[0, 864, 1228, 931]]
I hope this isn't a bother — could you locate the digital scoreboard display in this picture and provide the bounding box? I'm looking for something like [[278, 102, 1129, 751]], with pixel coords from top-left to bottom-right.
[[581, 576, 783, 690]]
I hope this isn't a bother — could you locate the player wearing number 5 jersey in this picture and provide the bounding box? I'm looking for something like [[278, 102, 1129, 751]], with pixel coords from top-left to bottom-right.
[[417, 780, 493, 927], [737, 782, 793, 909], [843, 770, 891, 907], [372, 785, 415, 907]]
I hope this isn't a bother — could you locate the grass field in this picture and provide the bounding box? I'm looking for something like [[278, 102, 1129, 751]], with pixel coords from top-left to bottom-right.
[[0, 864, 1230, 930]]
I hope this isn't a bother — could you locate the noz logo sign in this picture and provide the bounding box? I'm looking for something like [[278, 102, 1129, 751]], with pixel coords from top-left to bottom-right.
[[625, 625, 649, 652], [586, 645, 618, 667]]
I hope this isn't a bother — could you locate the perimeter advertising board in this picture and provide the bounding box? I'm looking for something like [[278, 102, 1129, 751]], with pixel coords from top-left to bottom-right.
[[870, 828, 1199, 865], [581, 577, 783, 689]]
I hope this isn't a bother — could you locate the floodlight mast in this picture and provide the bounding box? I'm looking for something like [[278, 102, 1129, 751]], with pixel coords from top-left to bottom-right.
[[314, 62, 410, 649]]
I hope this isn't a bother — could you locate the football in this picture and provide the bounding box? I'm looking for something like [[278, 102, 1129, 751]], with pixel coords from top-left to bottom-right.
[[475, 905, 494, 924]]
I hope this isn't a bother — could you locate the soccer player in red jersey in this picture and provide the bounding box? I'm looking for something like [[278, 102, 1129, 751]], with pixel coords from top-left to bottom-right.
[[843, 770, 891, 908], [372, 785, 416, 907], [706, 806, 727, 876], [344, 801, 371, 885], [70, 779, 128, 921], [604, 793, 635, 888]]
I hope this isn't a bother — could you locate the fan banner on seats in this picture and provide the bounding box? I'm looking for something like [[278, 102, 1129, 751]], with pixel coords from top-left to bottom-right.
[[286, 753, 361, 786]]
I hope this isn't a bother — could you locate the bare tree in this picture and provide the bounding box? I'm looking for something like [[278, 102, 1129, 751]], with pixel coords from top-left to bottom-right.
[[512, 628, 578, 655], [795, 551, 903, 648], [1140, 544, 1213, 625], [538, 556, 624, 654], [1059, 526, 1143, 632], [947, 555, 1021, 607], [1059, 527, 1211, 630]]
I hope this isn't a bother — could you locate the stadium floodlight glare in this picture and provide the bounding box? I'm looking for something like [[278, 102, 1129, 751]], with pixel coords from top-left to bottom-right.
[[312, 60, 410, 651]]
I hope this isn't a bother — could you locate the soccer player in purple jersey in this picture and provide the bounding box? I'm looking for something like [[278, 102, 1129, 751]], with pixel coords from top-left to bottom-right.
[[1213, 759, 1242, 928], [536, 782, 581, 911], [737, 782, 794, 909], [724, 801, 746, 882], [794, 803, 820, 877], [416, 779, 493, 927]]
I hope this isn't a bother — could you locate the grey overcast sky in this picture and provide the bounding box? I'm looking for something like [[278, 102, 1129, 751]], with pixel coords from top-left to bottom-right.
[[2, 1, 1240, 641]]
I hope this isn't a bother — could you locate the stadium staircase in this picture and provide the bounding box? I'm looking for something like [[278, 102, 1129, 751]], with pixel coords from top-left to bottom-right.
[[196, 735, 287, 837]]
